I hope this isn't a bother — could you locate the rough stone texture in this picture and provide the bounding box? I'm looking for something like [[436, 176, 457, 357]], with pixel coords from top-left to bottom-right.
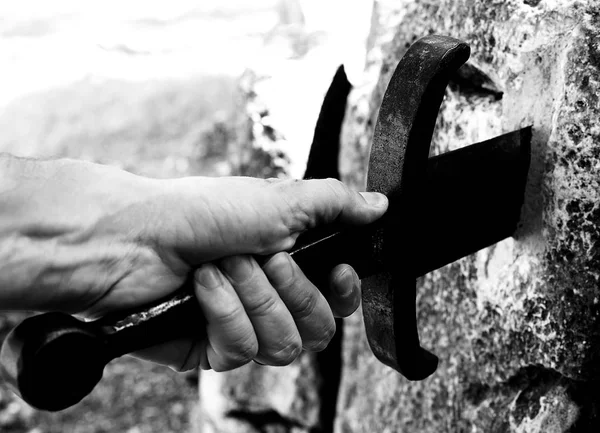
[[337, 0, 600, 431], [199, 355, 324, 433]]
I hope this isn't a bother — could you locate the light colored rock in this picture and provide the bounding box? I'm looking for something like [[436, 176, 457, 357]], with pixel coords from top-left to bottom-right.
[[0, 76, 238, 178], [336, 0, 600, 431], [199, 355, 323, 433]]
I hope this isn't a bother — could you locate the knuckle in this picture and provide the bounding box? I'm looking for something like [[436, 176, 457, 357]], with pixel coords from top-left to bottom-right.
[[290, 292, 318, 320], [229, 344, 259, 368], [270, 179, 314, 232], [323, 178, 348, 199], [216, 338, 259, 371], [212, 303, 246, 325], [282, 200, 312, 234], [304, 323, 336, 352], [220, 255, 256, 284], [244, 293, 279, 317], [261, 338, 302, 366]]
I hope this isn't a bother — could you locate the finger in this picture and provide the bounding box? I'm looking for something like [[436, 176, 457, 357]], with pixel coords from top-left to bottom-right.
[[327, 264, 361, 317], [220, 255, 302, 366], [271, 178, 389, 233], [194, 262, 258, 371], [131, 337, 203, 372], [262, 252, 336, 352]]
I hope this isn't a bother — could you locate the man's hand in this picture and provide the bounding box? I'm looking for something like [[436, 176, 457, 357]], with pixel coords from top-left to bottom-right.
[[0, 157, 388, 371]]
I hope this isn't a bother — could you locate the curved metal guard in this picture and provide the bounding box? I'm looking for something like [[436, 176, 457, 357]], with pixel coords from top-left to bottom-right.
[[363, 35, 471, 380]]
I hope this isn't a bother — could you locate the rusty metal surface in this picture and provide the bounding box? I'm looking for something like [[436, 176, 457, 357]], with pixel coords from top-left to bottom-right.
[[363, 35, 471, 380], [361, 35, 530, 380]]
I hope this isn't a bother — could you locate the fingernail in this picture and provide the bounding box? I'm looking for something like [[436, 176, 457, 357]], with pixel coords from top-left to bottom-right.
[[360, 192, 388, 208], [264, 253, 294, 286], [220, 255, 254, 284], [335, 267, 358, 298], [195, 264, 221, 289]]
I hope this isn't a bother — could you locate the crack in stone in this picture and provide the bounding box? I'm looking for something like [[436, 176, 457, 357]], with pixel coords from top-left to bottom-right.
[[449, 63, 503, 101]]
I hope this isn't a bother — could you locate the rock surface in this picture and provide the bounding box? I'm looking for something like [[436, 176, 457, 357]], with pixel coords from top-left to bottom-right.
[[336, 0, 600, 432], [199, 355, 324, 433]]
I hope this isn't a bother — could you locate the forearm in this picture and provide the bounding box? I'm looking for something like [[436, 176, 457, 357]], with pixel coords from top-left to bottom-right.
[[1, 154, 149, 235], [0, 233, 141, 312], [0, 154, 158, 312]]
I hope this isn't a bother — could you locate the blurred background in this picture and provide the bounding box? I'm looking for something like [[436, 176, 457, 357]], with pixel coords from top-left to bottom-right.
[[0, 1, 373, 432]]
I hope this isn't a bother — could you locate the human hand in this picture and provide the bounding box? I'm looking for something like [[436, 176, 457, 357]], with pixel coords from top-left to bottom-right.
[[1, 160, 388, 371], [125, 176, 387, 371]]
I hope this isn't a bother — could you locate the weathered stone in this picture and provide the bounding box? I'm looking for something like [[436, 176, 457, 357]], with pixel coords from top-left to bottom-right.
[[199, 355, 323, 433], [337, 0, 600, 431]]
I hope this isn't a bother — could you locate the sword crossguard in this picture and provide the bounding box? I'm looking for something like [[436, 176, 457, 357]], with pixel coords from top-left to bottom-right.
[[362, 35, 530, 379]]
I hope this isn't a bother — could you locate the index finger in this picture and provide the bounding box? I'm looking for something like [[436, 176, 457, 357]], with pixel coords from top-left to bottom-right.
[[326, 264, 361, 317]]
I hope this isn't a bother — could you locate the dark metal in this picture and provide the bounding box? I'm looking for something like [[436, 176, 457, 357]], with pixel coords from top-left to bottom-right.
[[0, 35, 532, 411], [303, 63, 351, 433], [416, 128, 531, 276], [304, 65, 351, 180], [362, 35, 530, 380]]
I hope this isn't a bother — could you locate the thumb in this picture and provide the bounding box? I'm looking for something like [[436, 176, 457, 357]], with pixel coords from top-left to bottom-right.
[[283, 178, 388, 231]]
